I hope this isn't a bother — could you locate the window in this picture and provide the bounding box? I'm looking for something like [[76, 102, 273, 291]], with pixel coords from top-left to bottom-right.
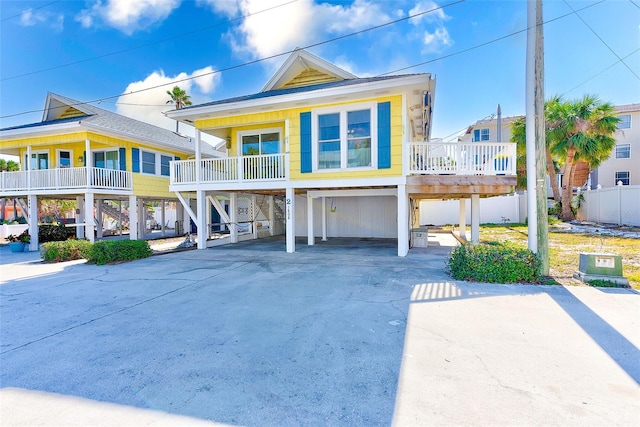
[[312, 103, 375, 170], [25, 151, 49, 170], [615, 171, 629, 186], [57, 150, 72, 168], [142, 151, 156, 174], [160, 155, 172, 176], [93, 150, 118, 169], [473, 128, 490, 141], [617, 114, 631, 130], [615, 144, 630, 159], [240, 130, 280, 156]]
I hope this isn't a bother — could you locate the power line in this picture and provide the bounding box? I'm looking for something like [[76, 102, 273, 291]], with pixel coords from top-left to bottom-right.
[[0, 0, 467, 119], [1, 0, 300, 82], [0, 0, 60, 23], [561, 47, 640, 97], [563, 0, 640, 81]]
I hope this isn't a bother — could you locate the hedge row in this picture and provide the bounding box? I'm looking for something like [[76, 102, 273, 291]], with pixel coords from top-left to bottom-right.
[[447, 241, 541, 283], [41, 239, 152, 265]]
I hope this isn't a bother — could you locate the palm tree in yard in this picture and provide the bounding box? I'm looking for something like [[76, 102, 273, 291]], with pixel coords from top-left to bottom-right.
[[166, 86, 192, 132], [548, 95, 619, 220]]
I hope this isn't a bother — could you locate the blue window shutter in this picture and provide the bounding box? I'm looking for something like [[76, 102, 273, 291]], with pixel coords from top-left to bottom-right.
[[377, 102, 391, 169], [300, 112, 312, 173], [83, 151, 86, 167], [132, 148, 140, 173], [119, 148, 126, 170], [174, 156, 180, 161]]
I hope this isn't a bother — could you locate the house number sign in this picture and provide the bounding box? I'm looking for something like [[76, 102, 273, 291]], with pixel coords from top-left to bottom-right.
[[595, 256, 615, 269], [286, 198, 291, 220]]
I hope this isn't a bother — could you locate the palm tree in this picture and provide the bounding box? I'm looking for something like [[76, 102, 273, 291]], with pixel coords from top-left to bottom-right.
[[548, 95, 619, 220], [166, 86, 192, 132]]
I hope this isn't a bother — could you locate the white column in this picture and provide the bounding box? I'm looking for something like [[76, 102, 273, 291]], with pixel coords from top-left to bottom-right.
[[27, 195, 38, 251], [96, 198, 103, 239], [129, 195, 138, 240], [161, 200, 166, 237], [85, 138, 91, 187], [76, 196, 85, 239], [307, 195, 314, 246], [458, 199, 467, 240], [138, 198, 145, 239], [471, 194, 480, 243], [85, 192, 95, 243], [230, 192, 238, 243], [196, 190, 207, 249], [286, 187, 295, 253], [321, 197, 327, 241], [252, 194, 258, 239], [195, 130, 202, 183], [397, 185, 409, 257], [269, 195, 275, 237]]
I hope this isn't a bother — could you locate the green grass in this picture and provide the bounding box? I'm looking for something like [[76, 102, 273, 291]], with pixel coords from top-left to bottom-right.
[[478, 225, 640, 290]]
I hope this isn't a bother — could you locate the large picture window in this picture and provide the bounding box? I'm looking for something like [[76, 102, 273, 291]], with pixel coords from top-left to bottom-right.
[[240, 130, 281, 156], [313, 103, 376, 170]]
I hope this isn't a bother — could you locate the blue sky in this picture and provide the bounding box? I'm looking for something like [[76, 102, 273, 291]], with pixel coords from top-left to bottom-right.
[[1, 0, 639, 145]]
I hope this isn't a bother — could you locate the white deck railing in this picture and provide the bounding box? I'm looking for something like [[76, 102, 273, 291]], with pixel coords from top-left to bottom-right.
[[171, 153, 288, 185], [408, 142, 516, 175], [0, 167, 132, 193]]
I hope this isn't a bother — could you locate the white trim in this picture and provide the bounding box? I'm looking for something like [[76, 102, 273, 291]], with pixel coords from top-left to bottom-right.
[[307, 188, 397, 198], [311, 101, 377, 172]]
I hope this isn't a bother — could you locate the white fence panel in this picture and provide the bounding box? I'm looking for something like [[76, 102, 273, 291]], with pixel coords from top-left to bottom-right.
[[419, 194, 526, 226], [580, 185, 640, 226]]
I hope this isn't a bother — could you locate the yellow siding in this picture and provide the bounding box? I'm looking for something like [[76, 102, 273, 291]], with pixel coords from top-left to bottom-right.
[[196, 95, 404, 181], [133, 175, 174, 198], [280, 69, 341, 89]]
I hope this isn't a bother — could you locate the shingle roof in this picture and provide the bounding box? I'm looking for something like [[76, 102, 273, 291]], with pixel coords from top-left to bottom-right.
[[181, 75, 424, 110], [2, 93, 219, 156]]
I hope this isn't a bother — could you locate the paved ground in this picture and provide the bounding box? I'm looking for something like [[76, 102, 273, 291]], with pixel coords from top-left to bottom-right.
[[1, 234, 639, 426]]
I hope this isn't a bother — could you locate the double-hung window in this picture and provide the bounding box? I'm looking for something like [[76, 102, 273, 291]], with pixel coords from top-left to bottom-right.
[[141, 150, 156, 174], [615, 144, 630, 159], [617, 114, 631, 130], [160, 155, 172, 176], [473, 128, 490, 142], [25, 151, 49, 170], [313, 103, 375, 170], [615, 171, 629, 186]]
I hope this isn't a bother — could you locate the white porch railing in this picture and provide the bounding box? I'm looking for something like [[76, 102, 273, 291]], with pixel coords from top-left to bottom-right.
[[408, 142, 516, 175], [0, 167, 133, 193], [171, 153, 288, 184]]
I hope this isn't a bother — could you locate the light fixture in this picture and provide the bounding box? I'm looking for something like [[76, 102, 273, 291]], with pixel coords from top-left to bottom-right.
[[226, 135, 232, 149], [77, 156, 83, 163]]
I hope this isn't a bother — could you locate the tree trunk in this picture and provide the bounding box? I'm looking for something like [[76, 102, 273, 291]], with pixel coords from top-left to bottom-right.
[[561, 148, 577, 220], [546, 147, 560, 201]]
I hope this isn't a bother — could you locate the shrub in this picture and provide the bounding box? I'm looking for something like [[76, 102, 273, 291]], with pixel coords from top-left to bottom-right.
[[447, 241, 541, 283], [39, 224, 75, 243], [41, 239, 92, 263], [88, 240, 152, 265]]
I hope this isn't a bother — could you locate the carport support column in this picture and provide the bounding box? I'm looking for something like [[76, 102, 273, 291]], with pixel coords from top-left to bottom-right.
[[96, 199, 103, 239], [397, 184, 409, 257], [321, 197, 327, 241], [129, 195, 138, 240], [76, 196, 85, 239], [307, 195, 314, 246], [269, 196, 275, 236], [85, 192, 95, 243], [458, 199, 467, 240], [196, 190, 207, 249], [286, 187, 295, 253], [471, 194, 480, 243], [27, 194, 38, 251], [230, 192, 238, 243]]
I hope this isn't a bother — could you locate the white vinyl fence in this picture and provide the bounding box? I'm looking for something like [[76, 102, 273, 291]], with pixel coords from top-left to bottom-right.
[[419, 185, 640, 227]]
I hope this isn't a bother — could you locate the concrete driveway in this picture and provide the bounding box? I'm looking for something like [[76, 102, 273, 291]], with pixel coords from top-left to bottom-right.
[[1, 236, 639, 426]]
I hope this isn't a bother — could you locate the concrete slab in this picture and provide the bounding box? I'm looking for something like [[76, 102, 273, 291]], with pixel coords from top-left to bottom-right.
[[1, 237, 639, 426]]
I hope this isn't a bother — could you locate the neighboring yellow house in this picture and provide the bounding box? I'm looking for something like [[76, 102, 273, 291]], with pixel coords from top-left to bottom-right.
[[0, 93, 221, 250], [166, 50, 517, 256]]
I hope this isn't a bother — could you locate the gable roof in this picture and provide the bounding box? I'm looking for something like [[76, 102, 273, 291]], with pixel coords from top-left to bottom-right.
[[262, 49, 356, 92], [2, 93, 219, 156]]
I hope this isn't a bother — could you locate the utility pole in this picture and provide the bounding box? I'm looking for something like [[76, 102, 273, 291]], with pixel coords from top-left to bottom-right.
[[526, 0, 549, 274]]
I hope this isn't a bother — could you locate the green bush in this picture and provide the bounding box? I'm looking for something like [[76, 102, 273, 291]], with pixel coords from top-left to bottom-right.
[[39, 224, 76, 243], [447, 241, 541, 283], [41, 239, 92, 263], [88, 240, 152, 265]]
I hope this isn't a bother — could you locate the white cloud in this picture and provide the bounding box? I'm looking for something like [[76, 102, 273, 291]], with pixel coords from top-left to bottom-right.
[[115, 67, 221, 132], [421, 27, 452, 53], [204, 0, 389, 59], [409, 0, 450, 25], [76, 0, 181, 35], [19, 8, 64, 31]]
